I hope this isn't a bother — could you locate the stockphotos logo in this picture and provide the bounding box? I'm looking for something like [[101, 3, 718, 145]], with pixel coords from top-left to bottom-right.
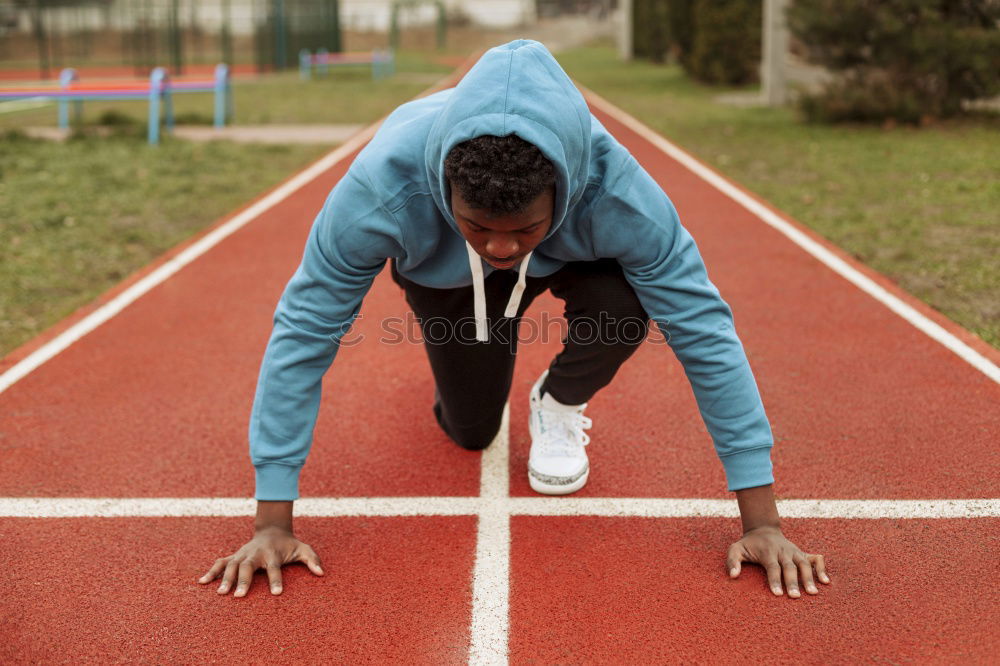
[[329, 312, 671, 347]]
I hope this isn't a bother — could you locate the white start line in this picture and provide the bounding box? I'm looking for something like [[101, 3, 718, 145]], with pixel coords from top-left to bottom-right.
[[0, 408, 998, 665], [1, 77, 998, 666]]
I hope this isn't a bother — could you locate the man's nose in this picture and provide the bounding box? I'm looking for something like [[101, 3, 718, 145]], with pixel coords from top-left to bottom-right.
[[486, 235, 518, 258]]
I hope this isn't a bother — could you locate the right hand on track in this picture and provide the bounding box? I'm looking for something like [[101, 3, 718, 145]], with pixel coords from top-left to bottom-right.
[[198, 526, 324, 597]]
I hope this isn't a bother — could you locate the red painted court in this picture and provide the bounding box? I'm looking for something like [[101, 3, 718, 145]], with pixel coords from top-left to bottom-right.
[[1, 67, 998, 664]]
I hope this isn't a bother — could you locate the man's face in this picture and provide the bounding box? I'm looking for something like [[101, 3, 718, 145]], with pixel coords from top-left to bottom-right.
[[450, 185, 554, 270]]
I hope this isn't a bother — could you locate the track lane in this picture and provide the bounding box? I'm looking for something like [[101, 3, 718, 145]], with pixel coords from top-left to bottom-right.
[[506, 103, 1000, 499], [509, 516, 999, 663], [0, 516, 477, 664]]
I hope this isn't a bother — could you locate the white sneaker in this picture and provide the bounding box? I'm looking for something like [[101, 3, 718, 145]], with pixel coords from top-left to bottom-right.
[[528, 370, 592, 495]]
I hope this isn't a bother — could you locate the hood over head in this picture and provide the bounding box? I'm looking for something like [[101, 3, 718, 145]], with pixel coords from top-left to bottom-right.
[[425, 39, 592, 241]]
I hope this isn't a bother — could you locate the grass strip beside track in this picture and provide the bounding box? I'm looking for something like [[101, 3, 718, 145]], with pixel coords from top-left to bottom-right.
[[0, 134, 329, 356]]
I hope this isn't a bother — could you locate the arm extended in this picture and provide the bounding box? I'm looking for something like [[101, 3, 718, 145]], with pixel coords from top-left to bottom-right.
[[199, 166, 402, 597], [592, 160, 829, 596]]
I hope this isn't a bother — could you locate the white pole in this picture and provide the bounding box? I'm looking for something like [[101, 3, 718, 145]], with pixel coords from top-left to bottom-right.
[[618, 0, 633, 60], [521, 0, 537, 26], [762, 0, 789, 105]]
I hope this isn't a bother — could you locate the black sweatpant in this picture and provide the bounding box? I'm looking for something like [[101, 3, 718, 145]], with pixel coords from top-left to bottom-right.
[[390, 258, 649, 450]]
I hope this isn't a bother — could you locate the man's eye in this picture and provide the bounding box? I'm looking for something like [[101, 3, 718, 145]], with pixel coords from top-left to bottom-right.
[[520, 226, 540, 234]]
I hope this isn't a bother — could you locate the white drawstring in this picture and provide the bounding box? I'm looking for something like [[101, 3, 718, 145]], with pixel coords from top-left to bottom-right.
[[504, 250, 532, 318], [464, 243, 534, 343], [465, 241, 488, 342]]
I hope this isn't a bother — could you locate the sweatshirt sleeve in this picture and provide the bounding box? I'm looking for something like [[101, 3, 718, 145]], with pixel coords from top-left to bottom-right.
[[591, 159, 774, 491], [249, 165, 403, 500]]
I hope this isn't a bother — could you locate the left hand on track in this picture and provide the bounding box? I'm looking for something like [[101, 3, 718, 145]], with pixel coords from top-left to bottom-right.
[[726, 525, 830, 598]]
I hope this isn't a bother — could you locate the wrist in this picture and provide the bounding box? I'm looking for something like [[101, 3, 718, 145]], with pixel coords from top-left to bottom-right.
[[743, 523, 782, 535], [254, 500, 294, 533], [255, 522, 293, 534], [734, 483, 781, 533]]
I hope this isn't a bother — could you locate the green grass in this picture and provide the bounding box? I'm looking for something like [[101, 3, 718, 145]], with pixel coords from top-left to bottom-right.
[[0, 130, 329, 354], [557, 44, 1000, 349], [0, 50, 456, 357]]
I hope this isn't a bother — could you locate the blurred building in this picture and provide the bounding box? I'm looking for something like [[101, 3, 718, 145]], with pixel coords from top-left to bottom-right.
[[0, 0, 540, 35]]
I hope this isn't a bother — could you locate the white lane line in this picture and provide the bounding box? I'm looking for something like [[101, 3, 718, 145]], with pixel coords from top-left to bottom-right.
[[0, 496, 475, 517], [759, 499, 1000, 519], [1, 496, 997, 518], [469, 505, 510, 666], [508, 497, 1000, 519], [0, 125, 379, 396], [469, 401, 511, 666], [581, 86, 1000, 386], [480, 401, 511, 499]]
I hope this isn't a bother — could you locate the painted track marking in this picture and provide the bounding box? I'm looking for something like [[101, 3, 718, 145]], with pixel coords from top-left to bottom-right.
[[2, 496, 998, 519], [470, 402, 512, 665]]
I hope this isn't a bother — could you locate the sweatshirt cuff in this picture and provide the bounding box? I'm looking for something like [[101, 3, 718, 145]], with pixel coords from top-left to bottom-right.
[[720, 446, 774, 492], [254, 463, 302, 500]]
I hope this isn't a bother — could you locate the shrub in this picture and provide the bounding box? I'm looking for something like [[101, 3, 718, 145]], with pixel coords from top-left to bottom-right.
[[788, 0, 1000, 123], [633, 0, 672, 63], [665, 0, 696, 68], [631, 0, 761, 85], [687, 0, 762, 85]]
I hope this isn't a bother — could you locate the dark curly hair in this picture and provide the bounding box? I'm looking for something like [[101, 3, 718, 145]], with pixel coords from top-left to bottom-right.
[[444, 134, 556, 215]]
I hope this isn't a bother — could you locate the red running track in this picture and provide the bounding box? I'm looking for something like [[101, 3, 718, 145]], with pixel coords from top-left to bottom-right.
[[1, 84, 998, 662]]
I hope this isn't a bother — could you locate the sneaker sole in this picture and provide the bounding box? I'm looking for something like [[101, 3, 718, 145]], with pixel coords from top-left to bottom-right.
[[528, 466, 589, 495]]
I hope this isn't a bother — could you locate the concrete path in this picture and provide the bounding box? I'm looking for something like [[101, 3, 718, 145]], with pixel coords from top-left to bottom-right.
[[172, 124, 366, 144], [23, 124, 366, 145]]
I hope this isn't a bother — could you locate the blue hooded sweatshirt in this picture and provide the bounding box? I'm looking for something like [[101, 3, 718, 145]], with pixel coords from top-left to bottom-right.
[[249, 39, 774, 501]]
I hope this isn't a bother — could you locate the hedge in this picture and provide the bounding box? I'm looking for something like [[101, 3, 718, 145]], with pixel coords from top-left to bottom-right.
[[787, 0, 1000, 123], [632, 0, 761, 86]]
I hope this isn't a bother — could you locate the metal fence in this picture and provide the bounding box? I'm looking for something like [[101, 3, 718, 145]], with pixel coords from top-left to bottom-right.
[[0, 0, 342, 79]]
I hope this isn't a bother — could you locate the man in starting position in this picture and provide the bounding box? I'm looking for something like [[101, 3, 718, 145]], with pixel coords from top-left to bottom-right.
[[199, 39, 830, 601]]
